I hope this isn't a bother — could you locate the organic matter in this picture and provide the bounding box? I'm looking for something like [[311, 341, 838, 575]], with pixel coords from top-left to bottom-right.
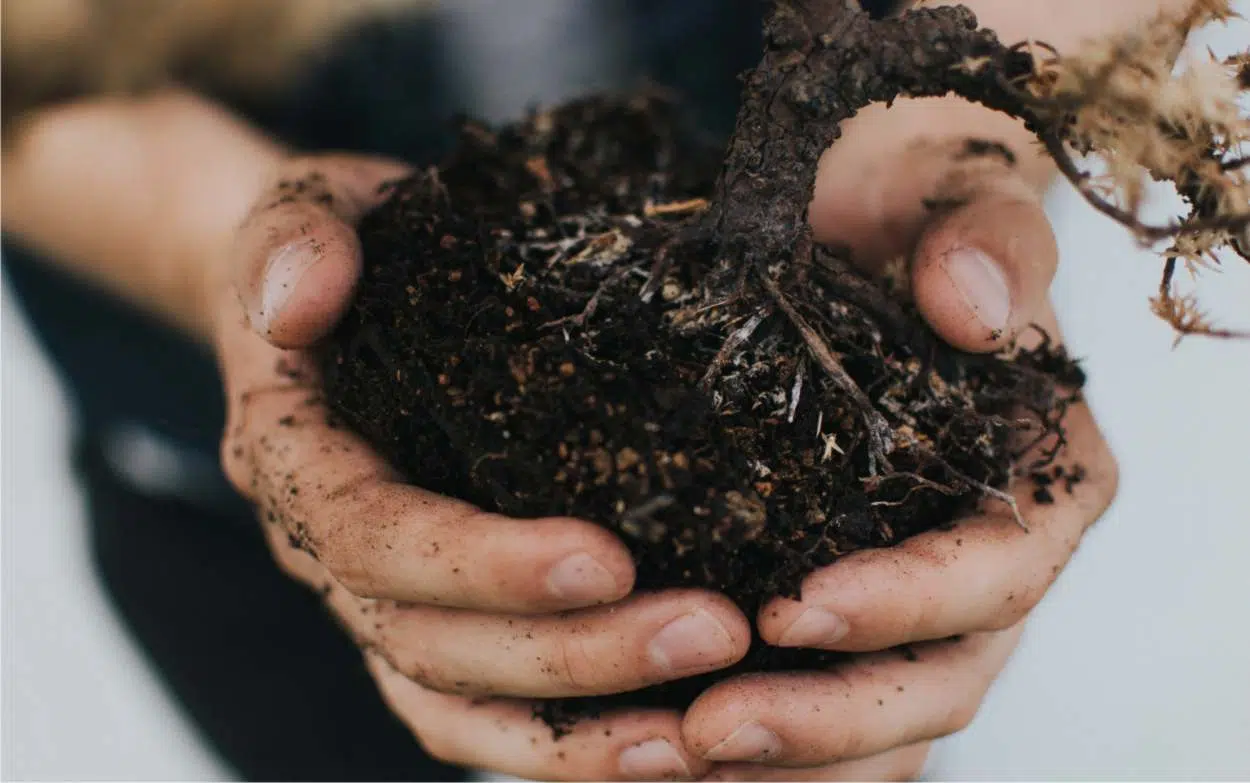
[[318, 0, 1249, 727]]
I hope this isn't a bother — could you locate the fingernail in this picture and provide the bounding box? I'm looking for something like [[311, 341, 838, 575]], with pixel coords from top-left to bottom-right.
[[619, 738, 693, 780], [546, 552, 618, 602], [705, 721, 782, 762], [255, 241, 318, 334], [648, 609, 736, 675], [942, 246, 1011, 335], [778, 607, 849, 648]]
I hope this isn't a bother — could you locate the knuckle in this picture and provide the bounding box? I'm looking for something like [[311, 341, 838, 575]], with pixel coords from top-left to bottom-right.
[[939, 697, 982, 737], [414, 726, 466, 768], [888, 749, 931, 783], [390, 649, 440, 692], [902, 601, 936, 643], [373, 620, 444, 692], [318, 518, 385, 599], [322, 552, 377, 599], [991, 581, 1046, 630], [879, 590, 934, 646], [985, 602, 1030, 633], [1090, 443, 1120, 518], [830, 727, 869, 762], [261, 522, 326, 586], [219, 434, 252, 497], [297, 472, 395, 599], [549, 633, 600, 694], [375, 635, 440, 690]]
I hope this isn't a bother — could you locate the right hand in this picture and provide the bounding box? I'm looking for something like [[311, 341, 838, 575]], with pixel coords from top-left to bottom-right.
[[213, 154, 753, 781]]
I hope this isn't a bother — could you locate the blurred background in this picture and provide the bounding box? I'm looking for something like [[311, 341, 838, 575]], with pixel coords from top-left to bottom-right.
[[3, 2, 1249, 780]]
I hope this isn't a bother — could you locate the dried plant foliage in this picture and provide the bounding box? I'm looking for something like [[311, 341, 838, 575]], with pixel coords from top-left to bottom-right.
[[1008, 0, 1250, 338]]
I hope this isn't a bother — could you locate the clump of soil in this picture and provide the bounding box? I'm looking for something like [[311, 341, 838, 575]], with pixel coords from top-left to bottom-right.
[[319, 94, 1079, 722], [318, 4, 1090, 728]]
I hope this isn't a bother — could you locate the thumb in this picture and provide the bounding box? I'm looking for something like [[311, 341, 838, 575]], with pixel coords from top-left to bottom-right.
[[809, 98, 1058, 353], [911, 169, 1057, 352], [232, 155, 410, 349]]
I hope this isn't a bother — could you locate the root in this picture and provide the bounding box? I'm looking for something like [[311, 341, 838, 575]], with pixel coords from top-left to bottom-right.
[[946, 463, 1029, 532], [1039, 131, 1250, 244], [541, 266, 631, 331], [757, 262, 894, 475], [699, 309, 771, 392], [872, 461, 1028, 531]]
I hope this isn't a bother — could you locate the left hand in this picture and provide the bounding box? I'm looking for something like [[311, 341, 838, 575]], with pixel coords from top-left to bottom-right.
[[678, 81, 1119, 777]]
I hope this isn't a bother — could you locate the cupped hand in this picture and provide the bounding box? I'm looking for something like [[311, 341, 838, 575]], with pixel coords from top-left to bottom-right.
[[683, 395, 1113, 777], [680, 93, 1119, 778], [212, 154, 751, 781]]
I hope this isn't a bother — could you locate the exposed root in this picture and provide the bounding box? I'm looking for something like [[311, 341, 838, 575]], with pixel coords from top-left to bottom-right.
[[541, 266, 631, 331], [944, 462, 1030, 532], [699, 309, 771, 392], [756, 262, 895, 475]]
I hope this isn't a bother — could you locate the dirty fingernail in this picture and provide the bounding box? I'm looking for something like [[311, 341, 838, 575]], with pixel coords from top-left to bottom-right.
[[778, 607, 849, 648], [942, 247, 1010, 335], [546, 552, 619, 602], [705, 721, 782, 762], [648, 609, 736, 674], [619, 738, 693, 780], [255, 241, 318, 334]]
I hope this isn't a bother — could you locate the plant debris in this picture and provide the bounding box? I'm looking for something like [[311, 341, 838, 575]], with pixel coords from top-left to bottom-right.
[[317, 0, 1248, 728]]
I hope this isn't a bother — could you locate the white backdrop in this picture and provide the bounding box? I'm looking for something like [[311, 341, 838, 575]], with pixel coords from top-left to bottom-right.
[[3, 4, 1248, 780]]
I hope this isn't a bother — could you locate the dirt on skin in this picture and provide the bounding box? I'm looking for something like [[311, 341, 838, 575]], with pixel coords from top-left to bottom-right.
[[313, 0, 1099, 733], [316, 88, 1083, 730]]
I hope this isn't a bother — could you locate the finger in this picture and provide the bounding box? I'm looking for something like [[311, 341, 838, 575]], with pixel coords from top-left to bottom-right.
[[259, 520, 747, 701], [258, 509, 747, 699], [809, 97, 1058, 352], [217, 328, 635, 613], [366, 653, 710, 781], [257, 500, 330, 588], [703, 742, 931, 781], [683, 625, 1023, 768], [758, 400, 1115, 653], [910, 173, 1058, 352], [339, 589, 749, 698], [758, 301, 1115, 651], [233, 155, 410, 348]]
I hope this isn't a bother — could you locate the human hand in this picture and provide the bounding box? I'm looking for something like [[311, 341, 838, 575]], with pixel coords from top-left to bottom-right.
[[677, 86, 1119, 778], [213, 155, 753, 781], [683, 396, 1113, 780]]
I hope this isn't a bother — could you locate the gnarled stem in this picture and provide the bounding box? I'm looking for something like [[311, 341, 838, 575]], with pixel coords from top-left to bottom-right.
[[710, 1, 1035, 257]]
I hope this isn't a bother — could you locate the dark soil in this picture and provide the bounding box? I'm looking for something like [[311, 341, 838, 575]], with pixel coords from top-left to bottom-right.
[[315, 1, 1091, 733], [317, 90, 1083, 730]]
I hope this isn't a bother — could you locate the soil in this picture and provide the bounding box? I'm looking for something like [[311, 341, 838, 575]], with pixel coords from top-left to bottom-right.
[[317, 3, 1084, 732]]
